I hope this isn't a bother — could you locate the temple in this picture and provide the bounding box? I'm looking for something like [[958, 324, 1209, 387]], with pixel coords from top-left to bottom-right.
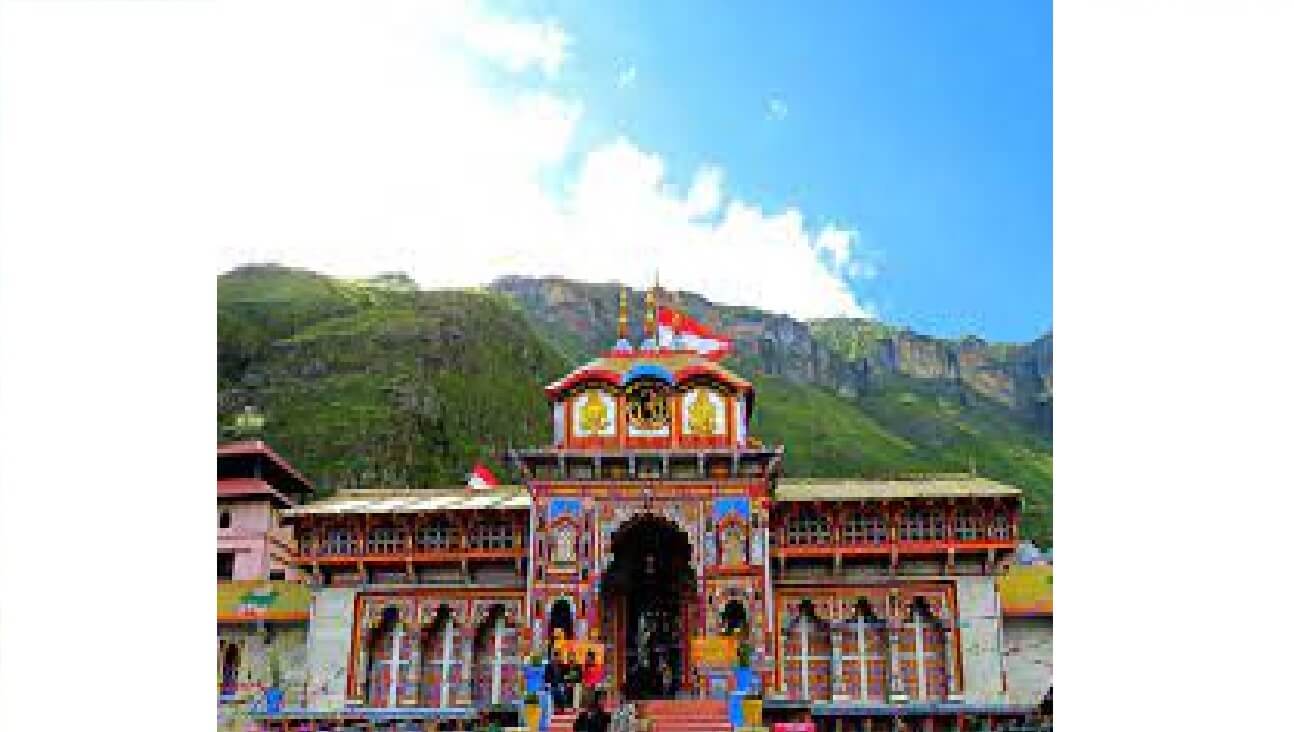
[[220, 287, 1051, 731]]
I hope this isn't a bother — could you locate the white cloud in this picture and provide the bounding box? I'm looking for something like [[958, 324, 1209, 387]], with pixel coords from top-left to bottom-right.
[[684, 166, 724, 219], [3, 0, 870, 321], [767, 97, 789, 121], [428, 2, 570, 78], [617, 65, 637, 89]]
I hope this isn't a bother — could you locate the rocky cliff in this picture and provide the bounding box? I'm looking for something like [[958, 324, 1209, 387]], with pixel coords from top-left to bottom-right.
[[489, 276, 1052, 435]]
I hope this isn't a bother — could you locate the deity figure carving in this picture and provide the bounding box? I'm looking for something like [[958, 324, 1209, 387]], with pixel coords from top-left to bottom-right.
[[720, 523, 746, 565], [578, 391, 611, 435], [688, 387, 719, 436], [553, 524, 577, 564]]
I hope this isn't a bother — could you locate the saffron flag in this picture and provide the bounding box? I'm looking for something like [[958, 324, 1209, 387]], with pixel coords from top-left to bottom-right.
[[467, 462, 500, 490], [657, 305, 733, 360]]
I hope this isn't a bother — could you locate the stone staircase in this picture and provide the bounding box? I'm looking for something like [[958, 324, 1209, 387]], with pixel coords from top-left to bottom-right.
[[636, 699, 732, 732]]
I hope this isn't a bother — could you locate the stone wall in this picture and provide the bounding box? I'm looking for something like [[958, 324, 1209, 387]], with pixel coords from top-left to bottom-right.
[[217, 622, 308, 732], [305, 587, 359, 710], [955, 576, 1007, 703], [218, 623, 309, 701], [1002, 616, 1052, 705]]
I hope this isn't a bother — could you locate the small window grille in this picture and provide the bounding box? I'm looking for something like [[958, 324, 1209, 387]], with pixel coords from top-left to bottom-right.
[[843, 512, 887, 545], [417, 520, 459, 551], [367, 526, 405, 554], [786, 511, 830, 546], [470, 521, 516, 550], [899, 510, 934, 542], [954, 511, 983, 541], [987, 512, 1012, 540], [322, 528, 358, 555]]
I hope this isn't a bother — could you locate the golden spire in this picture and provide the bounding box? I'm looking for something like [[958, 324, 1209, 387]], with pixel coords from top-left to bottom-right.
[[617, 287, 629, 341], [644, 270, 660, 341]]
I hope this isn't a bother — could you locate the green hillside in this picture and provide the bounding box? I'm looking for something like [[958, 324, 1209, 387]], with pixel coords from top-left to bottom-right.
[[218, 265, 1051, 545]]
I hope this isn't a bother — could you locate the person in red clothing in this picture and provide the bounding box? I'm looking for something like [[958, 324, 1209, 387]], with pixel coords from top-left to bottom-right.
[[581, 649, 605, 702]]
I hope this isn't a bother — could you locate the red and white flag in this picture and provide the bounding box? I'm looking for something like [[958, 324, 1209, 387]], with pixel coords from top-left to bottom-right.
[[657, 306, 733, 360], [467, 462, 500, 491]]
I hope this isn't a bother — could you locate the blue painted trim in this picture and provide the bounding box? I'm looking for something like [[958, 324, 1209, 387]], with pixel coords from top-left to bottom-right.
[[549, 498, 582, 521], [761, 700, 1035, 717], [252, 706, 482, 720], [622, 364, 674, 385], [712, 497, 751, 523]]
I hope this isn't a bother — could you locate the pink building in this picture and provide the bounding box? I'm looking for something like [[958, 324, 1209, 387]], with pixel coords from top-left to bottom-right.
[[217, 441, 313, 581]]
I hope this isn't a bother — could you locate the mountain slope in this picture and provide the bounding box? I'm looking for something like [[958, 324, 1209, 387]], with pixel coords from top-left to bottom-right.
[[218, 266, 1052, 544]]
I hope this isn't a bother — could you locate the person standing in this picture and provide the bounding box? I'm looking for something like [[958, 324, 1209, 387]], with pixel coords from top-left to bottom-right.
[[565, 651, 584, 710], [545, 649, 567, 711], [582, 650, 604, 706], [573, 690, 611, 732]]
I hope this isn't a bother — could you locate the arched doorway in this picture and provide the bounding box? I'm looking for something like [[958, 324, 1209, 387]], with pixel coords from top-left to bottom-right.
[[600, 514, 696, 700], [720, 600, 749, 638], [220, 642, 240, 696], [548, 598, 574, 647]]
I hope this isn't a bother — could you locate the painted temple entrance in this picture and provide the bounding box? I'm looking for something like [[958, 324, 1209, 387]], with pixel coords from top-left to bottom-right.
[[599, 515, 697, 700]]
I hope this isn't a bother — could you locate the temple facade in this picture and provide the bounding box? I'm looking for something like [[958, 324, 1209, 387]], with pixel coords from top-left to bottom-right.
[[223, 290, 1050, 731]]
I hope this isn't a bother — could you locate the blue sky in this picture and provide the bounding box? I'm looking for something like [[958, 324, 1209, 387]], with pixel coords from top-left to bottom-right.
[[526, 1, 1053, 341], [145, 0, 1055, 343]]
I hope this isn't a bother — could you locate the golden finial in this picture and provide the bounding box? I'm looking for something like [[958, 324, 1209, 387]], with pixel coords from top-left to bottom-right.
[[618, 287, 629, 341], [644, 278, 657, 341]]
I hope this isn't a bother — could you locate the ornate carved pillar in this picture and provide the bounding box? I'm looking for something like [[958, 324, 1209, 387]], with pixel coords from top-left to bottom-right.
[[457, 607, 475, 707], [830, 622, 846, 700], [943, 606, 962, 702], [400, 611, 422, 707], [887, 593, 907, 703]]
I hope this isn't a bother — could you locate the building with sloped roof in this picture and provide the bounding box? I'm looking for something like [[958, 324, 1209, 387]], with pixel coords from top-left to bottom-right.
[[236, 288, 1049, 731]]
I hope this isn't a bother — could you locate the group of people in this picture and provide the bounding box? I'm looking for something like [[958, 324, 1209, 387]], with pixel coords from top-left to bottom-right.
[[545, 649, 605, 712]]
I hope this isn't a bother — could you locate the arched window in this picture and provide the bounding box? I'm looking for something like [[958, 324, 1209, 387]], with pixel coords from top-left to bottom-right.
[[841, 600, 887, 701], [896, 599, 950, 701], [420, 606, 461, 708], [472, 606, 519, 706], [367, 607, 412, 708], [781, 600, 831, 701]]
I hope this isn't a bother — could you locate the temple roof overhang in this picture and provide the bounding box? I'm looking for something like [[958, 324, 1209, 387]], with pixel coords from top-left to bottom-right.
[[218, 440, 315, 496], [282, 486, 530, 518], [774, 477, 1022, 502], [217, 477, 296, 508], [544, 350, 753, 400]]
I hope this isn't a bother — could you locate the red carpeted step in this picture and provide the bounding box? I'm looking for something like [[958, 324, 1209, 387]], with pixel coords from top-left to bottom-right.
[[636, 699, 733, 732]]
